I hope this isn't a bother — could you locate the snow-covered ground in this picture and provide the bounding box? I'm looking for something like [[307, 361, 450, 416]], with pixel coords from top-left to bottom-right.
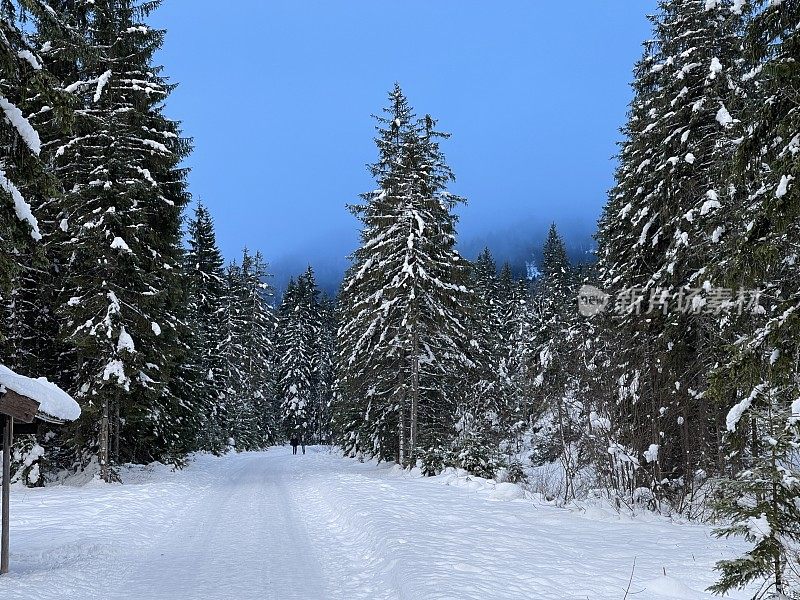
[[0, 447, 752, 600]]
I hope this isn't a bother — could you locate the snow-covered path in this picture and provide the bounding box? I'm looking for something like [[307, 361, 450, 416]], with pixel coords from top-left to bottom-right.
[[0, 447, 750, 600]]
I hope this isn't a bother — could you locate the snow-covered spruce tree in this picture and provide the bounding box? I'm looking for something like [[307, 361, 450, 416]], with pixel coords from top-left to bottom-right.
[[594, 0, 744, 504], [464, 249, 501, 428], [311, 293, 336, 444], [335, 85, 473, 466], [496, 262, 534, 448], [0, 1, 74, 485], [708, 1, 800, 596], [276, 267, 325, 444], [220, 259, 245, 449], [529, 224, 585, 500], [334, 86, 418, 461], [446, 248, 506, 477], [0, 0, 69, 344], [48, 0, 191, 476], [183, 202, 229, 453], [276, 277, 312, 443], [8, 1, 94, 397], [457, 248, 511, 473], [223, 249, 276, 450]]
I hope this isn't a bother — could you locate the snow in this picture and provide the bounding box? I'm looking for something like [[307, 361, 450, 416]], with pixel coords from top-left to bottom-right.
[[745, 514, 771, 541], [151, 322, 162, 336], [0, 448, 754, 600], [0, 96, 41, 155], [715, 104, 733, 128], [643, 575, 704, 598], [731, 0, 746, 14], [589, 410, 611, 431], [117, 326, 135, 353], [708, 57, 722, 79], [110, 236, 131, 253], [775, 174, 792, 198], [93, 70, 112, 103], [142, 139, 169, 153], [791, 398, 800, 424], [644, 443, 660, 463], [700, 198, 721, 215], [17, 50, 42, 71], [102, 360, 128, 389], [0, 363, 80, 422], [0, 167, 42, 240], [726, 384, 764, 432]]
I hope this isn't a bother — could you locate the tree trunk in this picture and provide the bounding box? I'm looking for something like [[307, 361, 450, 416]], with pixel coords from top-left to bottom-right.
[[409, 332, 420, 459], [398, 370, 405, 464], [112, 397, 120, 464], [99, 396, 110, 483]]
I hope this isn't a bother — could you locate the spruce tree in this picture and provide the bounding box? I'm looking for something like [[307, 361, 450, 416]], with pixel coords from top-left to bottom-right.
[[530, 224, 584, 499], [48, 0, 191, 475], [311, 292, 336, 444], [460, 248, 508, 466], [183, 202, 228, 452], [223, 249, 276, 450], [277, 277, 313, 443], [709, 1, 800, 595], [496, 262, 532, 452], [335, 85, 472, 465], [594, 0, 744, 501], [0, 0, 69, 330]]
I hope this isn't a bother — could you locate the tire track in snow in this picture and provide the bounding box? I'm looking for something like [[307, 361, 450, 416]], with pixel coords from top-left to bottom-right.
[[106, 452, 327, 600]]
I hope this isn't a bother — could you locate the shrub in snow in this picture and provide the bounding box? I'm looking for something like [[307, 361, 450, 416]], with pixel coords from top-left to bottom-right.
[[452, 434, 502, 479], [418, 446, 448, 476], [11, 435, 46, 487], [504, 460, 528, 484]]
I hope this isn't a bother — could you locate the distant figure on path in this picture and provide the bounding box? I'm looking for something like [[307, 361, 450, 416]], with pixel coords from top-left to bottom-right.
[[290, 436, 299, 455]]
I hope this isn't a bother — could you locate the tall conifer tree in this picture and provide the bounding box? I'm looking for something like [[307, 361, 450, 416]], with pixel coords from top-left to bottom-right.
[[335, 85, 472, 463]]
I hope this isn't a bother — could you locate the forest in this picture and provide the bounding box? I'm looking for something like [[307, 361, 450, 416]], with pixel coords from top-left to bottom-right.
[[0, 0, 798, 597]]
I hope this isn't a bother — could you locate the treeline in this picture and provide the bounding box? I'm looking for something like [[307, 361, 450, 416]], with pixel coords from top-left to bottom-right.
[[331, 1, 800, 595], [0, 0, 334, 479]]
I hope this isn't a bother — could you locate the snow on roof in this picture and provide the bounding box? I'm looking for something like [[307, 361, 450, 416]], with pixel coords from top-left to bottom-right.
[[0, 364, 81, 422]]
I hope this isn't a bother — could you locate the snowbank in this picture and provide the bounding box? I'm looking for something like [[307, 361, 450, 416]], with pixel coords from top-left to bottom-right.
[[385, 463, 530, 502], [0, 363, 81, 422]]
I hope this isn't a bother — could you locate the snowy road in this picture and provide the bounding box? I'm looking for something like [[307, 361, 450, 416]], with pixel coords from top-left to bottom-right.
[[0, 447, 750, 600]]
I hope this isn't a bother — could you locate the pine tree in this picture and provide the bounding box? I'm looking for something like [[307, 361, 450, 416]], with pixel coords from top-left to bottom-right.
[[277, 277, 313, 443], [47, 0, 191, 476], [335, 85, 473, 465], [709, 1, 800, 595], [223, 249, 276, 450], [311, 292, 336, 444], [594, 0, 744, 501], [530, 224, 584, 500], [459, 248, 508, 465], [0, 0, 69, 342], [496, 262, 532, 453], [183, 202, 228, 452]]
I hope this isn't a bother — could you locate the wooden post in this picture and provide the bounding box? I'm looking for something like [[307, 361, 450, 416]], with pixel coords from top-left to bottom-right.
[[1, 415, 12, 574]]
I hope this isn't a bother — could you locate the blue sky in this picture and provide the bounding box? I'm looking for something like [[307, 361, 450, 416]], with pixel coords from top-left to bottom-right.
[[151, 1, 658, 292]]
